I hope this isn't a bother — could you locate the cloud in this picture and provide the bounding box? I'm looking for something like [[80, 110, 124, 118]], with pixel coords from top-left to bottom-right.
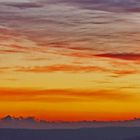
[[2, 64, 138, 77], [0, 27, 18, 40], [0, 49, 25, 54], [15, 64, 108, 73], [0, 67, 11, 73], [0, 0, 139, 56], [0, 88, 134, 102], [4, 2, 43, 9], [41, 0, 140, 12], [95, 53, 140, 61], [111, 69, 139, 78], [0, 44, 29, 54], [10, 45, 28, 50], [113, 70, 138, 75], [60, 52, 95, 58]]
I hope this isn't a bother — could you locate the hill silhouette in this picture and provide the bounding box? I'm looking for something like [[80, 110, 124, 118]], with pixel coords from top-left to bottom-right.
[[0, 127, 140, 140], [125, 136, 140, 140], [0, 116, 140, 139], [1, 115, 140, 129]]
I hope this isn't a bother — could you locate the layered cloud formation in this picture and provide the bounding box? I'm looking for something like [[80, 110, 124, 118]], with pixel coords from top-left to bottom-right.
[[0, 0, 140, 121]]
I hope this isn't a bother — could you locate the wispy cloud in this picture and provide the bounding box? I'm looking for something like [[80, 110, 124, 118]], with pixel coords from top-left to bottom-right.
[[4, 2, 43, 9], [95, 53, 140, 61], [0, 49, 25, 54], [0, 88, 134, 102], [40, 0, 140, 12], [1, 64, 136, 78], [15, 64, 108, 73], [0, 0, 139, 55], [0, 67, 11, 73]]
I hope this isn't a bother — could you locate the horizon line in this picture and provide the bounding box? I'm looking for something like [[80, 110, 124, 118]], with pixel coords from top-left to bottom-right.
[[1, 115, 140, 123]]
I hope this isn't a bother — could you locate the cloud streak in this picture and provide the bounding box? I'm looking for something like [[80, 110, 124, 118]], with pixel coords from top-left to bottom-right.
[[40, 0, 140, 12], [4, 2, 43, 9], [15, 64, 108, 73], [95, 53, 140, 61], [0, 88, 134, 102]]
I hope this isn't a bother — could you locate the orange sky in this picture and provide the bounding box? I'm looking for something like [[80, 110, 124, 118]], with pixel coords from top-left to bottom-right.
[[0, 0, 140, 121]]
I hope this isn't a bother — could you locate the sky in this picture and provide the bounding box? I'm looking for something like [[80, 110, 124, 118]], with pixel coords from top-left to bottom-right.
[[0, 0, 140, 121]]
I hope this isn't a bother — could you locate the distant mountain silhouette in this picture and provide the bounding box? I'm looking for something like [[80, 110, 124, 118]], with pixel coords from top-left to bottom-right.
[[0, 127, 140, 140], [0, 116, 140, 139], [1, 115, 13, 121], [124, 136, 140, 140], [1, 115, 36, 122], [1, 115, 140, 129]]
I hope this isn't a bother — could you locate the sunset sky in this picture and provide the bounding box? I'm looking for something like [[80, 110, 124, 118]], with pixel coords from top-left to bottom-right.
[[0, 0, 140, 121]]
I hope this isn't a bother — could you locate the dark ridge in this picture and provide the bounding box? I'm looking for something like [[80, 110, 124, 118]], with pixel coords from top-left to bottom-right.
[[124, 136, 140, 140], [0, 127, 140, 140]]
